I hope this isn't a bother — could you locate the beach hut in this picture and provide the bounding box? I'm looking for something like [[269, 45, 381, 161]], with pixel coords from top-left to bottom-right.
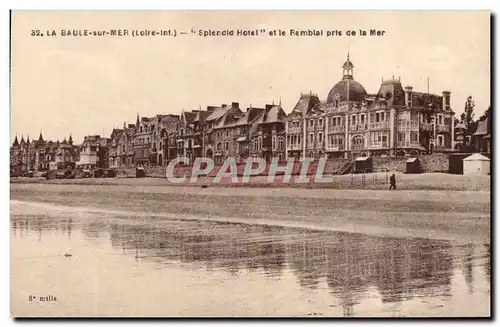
[[405, 157, 421, 174], [462, 153, 490, 175], [353, 156, 373, 173], [136, 166, 145, 178]]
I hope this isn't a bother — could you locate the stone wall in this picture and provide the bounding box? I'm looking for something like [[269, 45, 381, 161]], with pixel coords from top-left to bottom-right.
[[113, 154, 449, 178], [373, 154, 449, 173]]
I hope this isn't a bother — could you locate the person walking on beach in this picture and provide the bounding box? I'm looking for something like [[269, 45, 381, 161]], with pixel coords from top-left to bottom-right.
[[389, 173, 396, 190]]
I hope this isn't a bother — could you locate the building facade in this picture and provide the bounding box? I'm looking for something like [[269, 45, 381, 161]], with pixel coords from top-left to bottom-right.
[[286, 54, 456, 160]]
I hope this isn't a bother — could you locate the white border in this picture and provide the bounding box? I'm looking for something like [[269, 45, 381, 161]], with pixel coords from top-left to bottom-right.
[[2, 1, 498, 326]]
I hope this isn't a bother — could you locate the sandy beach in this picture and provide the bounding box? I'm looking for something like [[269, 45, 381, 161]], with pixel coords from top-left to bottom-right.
[[10, 176, 490, 245]]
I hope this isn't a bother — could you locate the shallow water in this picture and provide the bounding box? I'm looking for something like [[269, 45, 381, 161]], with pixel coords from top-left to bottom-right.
[[10, 200, 490, 317]]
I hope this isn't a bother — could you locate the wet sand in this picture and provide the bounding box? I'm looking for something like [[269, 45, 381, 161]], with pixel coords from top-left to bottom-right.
[[10, 182, 490, 245], [10, 200, 491, 317]]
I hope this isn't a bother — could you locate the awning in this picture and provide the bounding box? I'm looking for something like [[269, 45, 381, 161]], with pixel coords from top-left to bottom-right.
[[406, 157, 418, 163], [236, 136, 248, 142], [355, 156, 369, 161], [483, 134, 491, 139]]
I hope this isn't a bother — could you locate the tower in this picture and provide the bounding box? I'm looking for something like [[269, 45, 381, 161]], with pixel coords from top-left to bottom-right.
[[342, 52, 354, 80]]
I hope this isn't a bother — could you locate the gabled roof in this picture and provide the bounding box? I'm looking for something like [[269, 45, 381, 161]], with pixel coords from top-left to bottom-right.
[[183, 111, 197, 124], [254, 105, 287, 125], [193, 111, 210, 123], [206, 106, 231, 122], [233, 107, 266, 126], [473, 118, 488, 136], [289, 94, 321, 118]]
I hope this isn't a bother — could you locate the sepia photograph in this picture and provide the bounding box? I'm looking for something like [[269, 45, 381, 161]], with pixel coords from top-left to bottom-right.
[[9, 10, 491, 318]]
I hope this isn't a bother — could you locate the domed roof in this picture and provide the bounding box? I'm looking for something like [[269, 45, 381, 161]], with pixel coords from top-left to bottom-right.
[[327, 79, 367, 103], [326, 53, 367, 103]]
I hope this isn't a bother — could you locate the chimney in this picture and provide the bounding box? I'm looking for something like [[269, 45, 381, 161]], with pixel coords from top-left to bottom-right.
[[404, 85, 413, 107], [206, 106, 217, 112], [442, 91, 451, 111], [265, 104, 273, 110], [231, 102, 239, 109], [128, 124, 135, 128], [221, 104, 227, 108]]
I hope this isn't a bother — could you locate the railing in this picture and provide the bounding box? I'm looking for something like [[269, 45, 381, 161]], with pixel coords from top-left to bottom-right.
[[325, 144, 345, 151], [328, 126, 345, 133], [351, 144, 365, 150], [286, 143, 302, 150], [369, 142, 389, 149], [349, 124, 367, 132], [324, 106, 348, 114], [436, 124, 450, 133], [306, 142, 316, 149], [369, 121, 389, 130], [397, 120, 418, 129], [420, 122, 433, 130], [287, 127, 302, 134], [397, 141, 421, 148]]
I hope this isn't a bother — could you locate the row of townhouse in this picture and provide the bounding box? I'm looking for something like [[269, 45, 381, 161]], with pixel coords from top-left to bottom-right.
[[10, 133, 79, 174], [176, 102, 287, 165], [12, 54, 463, 172]]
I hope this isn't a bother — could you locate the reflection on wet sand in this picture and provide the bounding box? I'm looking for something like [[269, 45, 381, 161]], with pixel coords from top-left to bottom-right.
[[11, 214, 490, 317]]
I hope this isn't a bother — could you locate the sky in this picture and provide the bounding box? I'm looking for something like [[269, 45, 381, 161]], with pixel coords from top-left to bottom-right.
[[11, 11, 490, 144]]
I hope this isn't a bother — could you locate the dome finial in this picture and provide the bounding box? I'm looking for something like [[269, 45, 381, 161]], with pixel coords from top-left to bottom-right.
[[347, 52, 350, 61]]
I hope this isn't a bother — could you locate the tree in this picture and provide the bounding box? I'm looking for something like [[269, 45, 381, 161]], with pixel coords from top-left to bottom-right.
[[463, 96, 475, 132]]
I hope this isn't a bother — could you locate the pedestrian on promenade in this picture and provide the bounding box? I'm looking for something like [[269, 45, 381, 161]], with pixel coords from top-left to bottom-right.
[[389, 173, 396, 190]]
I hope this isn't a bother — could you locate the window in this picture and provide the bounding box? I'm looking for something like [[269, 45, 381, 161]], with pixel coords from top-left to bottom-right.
[[410, 132, 418, 142], [437, 135, 444, 146], [398, 132, 405, 142], [226, 130, 229, 137], [225, 142, 229, 151], [318, 133, 323, 143], [438, 115, 443, 124], [360, 115, 365, 125], [319, 119, 323, 127], [351, 116, 356, 125], [309, 120, 314, 127], [375, 113, 380, 123], [309, 133, 314, 143]]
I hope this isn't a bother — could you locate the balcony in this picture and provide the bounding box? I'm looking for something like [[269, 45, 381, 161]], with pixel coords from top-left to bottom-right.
[[436, 124, 450, 133], [287, 127, 302, 134], [328, 126, 345, 133], [369, 142, 389, 149], [325, 144, 345, 151], [351, 144, 365, 150], [369, 121, 389, 130], [324, 105, 348, 114], [397, 141, 421, 148], [286, 143, 302, 150], [420, 122, 433, 131], [349, 124, 367, 132]]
